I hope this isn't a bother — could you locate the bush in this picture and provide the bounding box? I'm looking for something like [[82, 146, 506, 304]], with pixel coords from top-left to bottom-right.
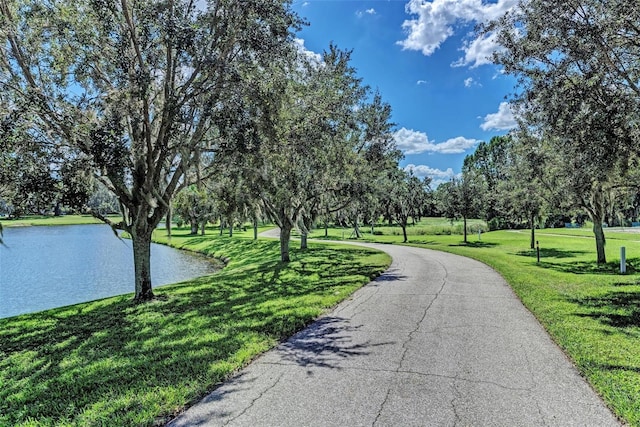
[[488, 217, 503, 231]]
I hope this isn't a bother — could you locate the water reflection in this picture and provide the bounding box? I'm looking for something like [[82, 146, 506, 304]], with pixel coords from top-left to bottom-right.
[[0, 224, 218, 318]]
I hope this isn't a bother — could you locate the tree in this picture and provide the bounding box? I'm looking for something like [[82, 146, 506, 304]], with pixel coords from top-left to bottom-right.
[[438, 175, 480, 243], [489, 0, 640, 263], [497, 132, 548, 249], [387, 170, 425, 243], [342, 92, 403, 239], [257, 45, 369, 261], [462, 136, 511, 228], [0, 0, 300, 299], [173, 185, 215, 235]]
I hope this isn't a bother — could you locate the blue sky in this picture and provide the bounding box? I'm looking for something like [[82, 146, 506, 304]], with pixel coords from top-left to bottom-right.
[[291, 0, 519, 186]]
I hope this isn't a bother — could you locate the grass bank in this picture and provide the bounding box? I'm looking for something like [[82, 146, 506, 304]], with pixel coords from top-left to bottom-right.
[[0, 214, 117, 227], [313, 220, 640, 426], [0, 227, 390, 426]]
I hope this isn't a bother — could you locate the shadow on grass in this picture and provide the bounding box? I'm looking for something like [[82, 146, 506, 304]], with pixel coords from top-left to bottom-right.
[[569, 290, 640, 329], [536, 258, 640, 275], [515, 248, 589, 259], [448, 241, 498, 248], [405, 239, 439, 246], [592, 363, 640, 374], [0, 240, 389, 426]]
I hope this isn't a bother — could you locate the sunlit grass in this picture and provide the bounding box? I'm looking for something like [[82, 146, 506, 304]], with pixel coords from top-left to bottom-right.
[[315, 221, 640, 426], [0, 214, 114, 227], [0, 227, 390, 426]]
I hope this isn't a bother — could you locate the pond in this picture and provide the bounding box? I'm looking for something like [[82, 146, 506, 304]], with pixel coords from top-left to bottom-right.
[[0, 224, 219, 319]]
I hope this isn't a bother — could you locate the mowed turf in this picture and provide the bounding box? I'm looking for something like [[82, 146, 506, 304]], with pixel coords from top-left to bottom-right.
[[0, 227, 390, 426], [0, 214, 117, 227], [312, 220, 640, 426]]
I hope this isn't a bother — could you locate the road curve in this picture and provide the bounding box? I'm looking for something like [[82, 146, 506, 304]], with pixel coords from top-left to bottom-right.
[[168, 239, 620, 426]]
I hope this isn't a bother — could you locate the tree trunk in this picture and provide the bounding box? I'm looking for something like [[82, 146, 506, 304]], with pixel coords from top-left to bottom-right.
[[530, 213, 536, 250], [200, 221, 206, 235], [165, 204, 172, 238], [190, 218, 198, 235], [131, 228, 154, 302], [353, 219, 362, 239], [300, 232, 308, 250], [253, 218, 258, 240], [325, 219, 329, 237], [280, 223, 292, 262], [229, 223, 233, 237], [219, 218, 224, 236], [401, 223, 408, 243], [588, 187, 607, 264], [463, 216, 468, 243], [593, 220, 606, 264]]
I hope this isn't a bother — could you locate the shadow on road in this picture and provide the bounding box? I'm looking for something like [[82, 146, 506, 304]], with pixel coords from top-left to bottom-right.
[[274, 317, 396, 370]]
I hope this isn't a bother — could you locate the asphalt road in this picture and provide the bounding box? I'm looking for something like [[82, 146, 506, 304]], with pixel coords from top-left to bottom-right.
[[168, 241, 620, 427]]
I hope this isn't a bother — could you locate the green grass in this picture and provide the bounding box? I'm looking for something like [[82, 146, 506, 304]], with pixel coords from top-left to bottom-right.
[[314, 219, 640, 426], [0, 228, 390, 426], [316, 217, 487, 241], [0, 215, 116, 227]]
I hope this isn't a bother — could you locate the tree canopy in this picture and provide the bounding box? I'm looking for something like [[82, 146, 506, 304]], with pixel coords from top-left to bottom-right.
[[486, 0, 640, 263], [0, 0, 302, 299]]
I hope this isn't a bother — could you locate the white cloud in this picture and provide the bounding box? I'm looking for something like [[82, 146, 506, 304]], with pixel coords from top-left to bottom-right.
[[357, 8, 376, 17], [394, 128, 479, 154], [294, 38, 322, 65], [398, 0, 518, 67], [438, 136, 481, 153], [453, 31, 502, 68], [480, 102, 517, 131], [463, 77, 482, 88], [302, 1, 310, 6], [404, 164, 457, 187], [394, 128, 434, 154], [417, 79, 428, 85]]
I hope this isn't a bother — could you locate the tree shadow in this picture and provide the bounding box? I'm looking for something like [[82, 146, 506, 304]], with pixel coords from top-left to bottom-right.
[[448, 241, 498, 248], [374, 272, 408, 282], [0, 242, 388, 425], [406, 239, 439, 246], [536, 258, 639, 275], [568, 290, 640, 329], [515, 248, 589, 259], [271, 317, 395, 369]]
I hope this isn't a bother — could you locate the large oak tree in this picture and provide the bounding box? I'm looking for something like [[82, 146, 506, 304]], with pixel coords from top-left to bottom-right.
[[0, 0, 300, 300]]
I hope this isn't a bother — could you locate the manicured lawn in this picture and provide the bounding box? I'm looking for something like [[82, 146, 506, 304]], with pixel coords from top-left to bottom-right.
[[0, 228, 390, 426], [313, 220, 640, 426], [0, 215, 115, 227]]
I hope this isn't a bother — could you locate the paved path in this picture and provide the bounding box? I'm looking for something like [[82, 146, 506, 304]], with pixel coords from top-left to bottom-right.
[[168, 241, 620, 426]]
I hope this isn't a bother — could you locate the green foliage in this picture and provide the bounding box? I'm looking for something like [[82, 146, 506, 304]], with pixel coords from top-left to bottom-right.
[[0, 229, 390, 426], [173, 185, 215, 235], [487, 0, 640, 262], [1, 0, 304, 299]]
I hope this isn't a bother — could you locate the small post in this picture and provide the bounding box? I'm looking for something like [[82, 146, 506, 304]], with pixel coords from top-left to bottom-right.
[[621, 246, 626, 274], [478, 228, 481, 241], [536, 240, 540, 264]]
